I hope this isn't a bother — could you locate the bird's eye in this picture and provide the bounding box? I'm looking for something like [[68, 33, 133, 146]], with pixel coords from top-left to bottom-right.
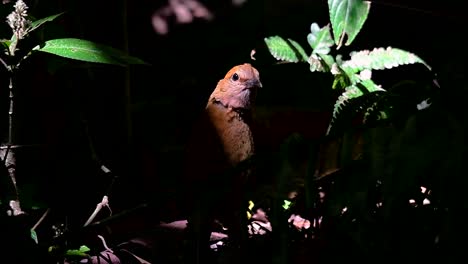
[[232, 73, 239, 81]]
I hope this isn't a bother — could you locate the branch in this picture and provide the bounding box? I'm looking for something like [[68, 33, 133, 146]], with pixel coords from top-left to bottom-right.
[[83, 195, 112, 227]]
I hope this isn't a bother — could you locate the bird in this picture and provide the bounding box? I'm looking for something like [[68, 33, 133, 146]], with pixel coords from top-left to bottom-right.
[[183, 63, 262, 263]]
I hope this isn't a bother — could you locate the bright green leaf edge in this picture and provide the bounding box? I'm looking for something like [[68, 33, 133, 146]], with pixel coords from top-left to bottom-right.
[[33, 38, 149, 66]]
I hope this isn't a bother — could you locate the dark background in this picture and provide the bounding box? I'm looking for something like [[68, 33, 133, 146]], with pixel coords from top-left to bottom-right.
[[0, 0, 466, 226]]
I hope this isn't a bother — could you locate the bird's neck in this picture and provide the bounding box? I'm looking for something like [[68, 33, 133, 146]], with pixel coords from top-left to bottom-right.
[[209, 98, 252, 122]]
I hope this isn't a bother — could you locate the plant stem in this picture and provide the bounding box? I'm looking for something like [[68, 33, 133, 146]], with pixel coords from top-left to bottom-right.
[[0, 69, 21, 213], [8, 76, 14, 144]]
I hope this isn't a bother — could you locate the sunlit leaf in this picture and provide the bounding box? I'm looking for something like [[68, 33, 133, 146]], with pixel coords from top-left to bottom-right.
[[342, 47, 431, 73], [1, 39, 11, 48], [328, 0, 371, 48], [264, 36, 308, 63], [246, 200, 254, 219], [358, 78, 384, 93], [33, 38, 149, 66], [307, 23, 334, 55], [65, 245, 91, 257], [248, 200, 254, 211]]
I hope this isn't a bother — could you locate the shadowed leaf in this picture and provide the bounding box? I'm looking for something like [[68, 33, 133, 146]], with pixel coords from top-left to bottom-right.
[[26, 12, 64, 35]]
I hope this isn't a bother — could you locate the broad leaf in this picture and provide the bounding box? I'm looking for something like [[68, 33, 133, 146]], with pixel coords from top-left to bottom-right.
[[341, 47, 431, 73], [26, 12, 64, 35], [307, 23, 334, 55], [33, 38, 148, 66], [264, 36, 308, 63], [328, 0, 371, 48]]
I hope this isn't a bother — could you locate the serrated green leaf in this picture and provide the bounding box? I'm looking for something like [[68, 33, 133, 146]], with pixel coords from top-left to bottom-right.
[[328, 84, 366, 134], [307, 23, 334, 55], [26, 12, 64, 35], [288, 38, 309, 61], [358, 79, 385, 93], [327, 80, 385, 135], [264, 36, 308, 63], [342, 47, 431, 73], [328, 0, 371, 48], [33, 38, 149, 66]]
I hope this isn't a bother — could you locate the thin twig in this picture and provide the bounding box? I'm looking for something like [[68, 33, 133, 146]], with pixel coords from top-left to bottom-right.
[[0, 57, 9, 70], [83, 195, 112, 227], [2, 144, 11, 164], [31, 208, 51, 231]]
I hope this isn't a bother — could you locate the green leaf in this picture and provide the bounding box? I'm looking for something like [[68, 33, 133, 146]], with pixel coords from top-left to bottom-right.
[[65, 245, 91, 257], [1, 39, 11, 47], [358, 78, 384, 93], [26, 12, 64, 35], [332, 74, 348, 89], [306, 24, 336, 72], [328, 0, 371, 48], [335, 85, 365, 115], [328, 81, 377, 134], [283, 199, 292, 210], [33, 38, 149, 66], [307, 23, 334, 55], [31, 229, 38, 244], [248, 200, 254, 211], [264, 36, 308, 63], [341, 47, 431, 73], [79, 245, 91, 252]]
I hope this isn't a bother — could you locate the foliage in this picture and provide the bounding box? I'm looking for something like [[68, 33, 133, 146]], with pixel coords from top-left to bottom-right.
[[1, 6, 146, 69], [0, 1, 147, 262], [264, 0, 431, 136], [328, 0, 370, 48], [259, 0, 452, 262]]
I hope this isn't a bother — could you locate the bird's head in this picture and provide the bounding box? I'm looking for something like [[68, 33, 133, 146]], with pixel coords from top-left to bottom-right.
[[209, 63, 262, 110]]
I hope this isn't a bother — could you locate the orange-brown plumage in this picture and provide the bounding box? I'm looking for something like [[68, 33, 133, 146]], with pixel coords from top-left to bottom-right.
[[184, 63, 262, 262]]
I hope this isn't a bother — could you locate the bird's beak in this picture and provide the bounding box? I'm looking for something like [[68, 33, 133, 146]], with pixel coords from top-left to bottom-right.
[[246, 79, 262, 89]]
